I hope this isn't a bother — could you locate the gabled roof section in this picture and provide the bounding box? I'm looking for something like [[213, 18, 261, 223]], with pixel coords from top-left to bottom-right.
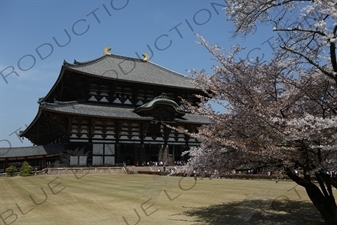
[[63, 54, 199, 90], [134, 93, 187, 117], [0, 143, 64, 158]]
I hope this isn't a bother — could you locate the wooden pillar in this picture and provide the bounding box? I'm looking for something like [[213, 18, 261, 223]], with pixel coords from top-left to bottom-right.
[[89, 118, 96, 144], [115, 120, 123, 164], [134, 144, 139, 166], [172, 145, 175, 166], [139, 122, 148, 166], [115, 143, 121, 165], [63, 116, 73, 144], [184, 133, 190, 149], [140, 144, 145, 166], [163, 125, 168, 146], [42, 156, 47, 169], [140, 124, 146, 165], [4, 158, 9, 169]]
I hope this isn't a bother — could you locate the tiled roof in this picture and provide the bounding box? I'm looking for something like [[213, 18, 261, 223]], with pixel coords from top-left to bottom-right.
[[175, 113, 211, 124], [0, 143, 64, 158], [63, 54, 199, 90], [40, 101, 209, 124], [40, 101, 154, 120]]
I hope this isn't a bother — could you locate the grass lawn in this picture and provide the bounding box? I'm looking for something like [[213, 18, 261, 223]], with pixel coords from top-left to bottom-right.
[[1, 174, 334, 225]]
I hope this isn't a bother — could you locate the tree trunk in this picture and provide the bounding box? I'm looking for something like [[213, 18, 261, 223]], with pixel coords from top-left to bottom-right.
[[304, 181, 337, 224], [286, 171, 337, 224]]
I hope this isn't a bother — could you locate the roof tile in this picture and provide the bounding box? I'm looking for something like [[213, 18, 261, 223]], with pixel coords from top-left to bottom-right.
[[64, 54, 199, 89]]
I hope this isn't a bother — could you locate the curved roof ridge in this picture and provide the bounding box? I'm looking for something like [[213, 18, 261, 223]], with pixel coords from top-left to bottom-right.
[[64, 53, 144, 67], [64, 53, 190, 78], [41, 100, 83, 107], [64, 54, 107, 66]]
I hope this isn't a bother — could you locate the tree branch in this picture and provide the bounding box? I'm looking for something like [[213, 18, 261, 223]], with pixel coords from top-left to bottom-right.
[[281, 45, 335, 81]]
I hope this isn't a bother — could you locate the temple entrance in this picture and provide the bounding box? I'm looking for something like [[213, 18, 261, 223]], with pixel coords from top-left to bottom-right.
[[118, 143, 187, 166]]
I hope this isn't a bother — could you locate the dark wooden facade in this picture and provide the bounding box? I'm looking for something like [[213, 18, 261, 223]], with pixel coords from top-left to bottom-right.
[[16, 53, 209, 167]]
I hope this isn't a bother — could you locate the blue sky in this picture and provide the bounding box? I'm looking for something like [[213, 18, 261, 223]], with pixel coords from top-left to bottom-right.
[[0, 0, 276, 147]]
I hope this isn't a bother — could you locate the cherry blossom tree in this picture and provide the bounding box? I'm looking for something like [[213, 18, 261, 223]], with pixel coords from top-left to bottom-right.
[[175, 37, 337, 223], [177, 1, 337, 223]]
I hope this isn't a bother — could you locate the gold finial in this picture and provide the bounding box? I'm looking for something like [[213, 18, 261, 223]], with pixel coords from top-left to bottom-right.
[[104, 47, 111, 55], [142, 53, 149, 61]]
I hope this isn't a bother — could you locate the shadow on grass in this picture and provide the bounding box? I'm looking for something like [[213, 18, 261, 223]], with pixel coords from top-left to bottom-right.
[[182, 198, 324, 225]]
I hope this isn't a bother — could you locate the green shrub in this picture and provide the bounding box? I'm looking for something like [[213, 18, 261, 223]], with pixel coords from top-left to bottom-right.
[[5, 165, 17, 177], [20, 161, 33, 177]]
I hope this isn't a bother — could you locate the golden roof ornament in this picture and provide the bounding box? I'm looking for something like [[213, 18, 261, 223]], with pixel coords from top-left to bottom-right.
[[142, 53, 149, 61], [103, 47, 111, 55]]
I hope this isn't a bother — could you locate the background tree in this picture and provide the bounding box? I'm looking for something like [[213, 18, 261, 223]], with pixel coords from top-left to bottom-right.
[[5, 165, 17, 177], [20, 161, 33, 177]]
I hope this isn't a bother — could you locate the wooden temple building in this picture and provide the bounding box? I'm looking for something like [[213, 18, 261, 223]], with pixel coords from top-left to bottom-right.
[[0, 49, 209, 171]]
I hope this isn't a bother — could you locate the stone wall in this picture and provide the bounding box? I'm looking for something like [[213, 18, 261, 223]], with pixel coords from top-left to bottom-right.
[[44, 167, 126, 175]]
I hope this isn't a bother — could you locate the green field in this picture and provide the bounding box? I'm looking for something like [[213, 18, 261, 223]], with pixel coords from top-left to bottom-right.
[[0, 174, 333, 225]]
